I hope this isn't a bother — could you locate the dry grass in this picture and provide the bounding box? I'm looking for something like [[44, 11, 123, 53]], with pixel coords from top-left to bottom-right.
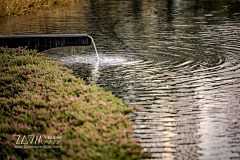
[[0, 0, 75, 19]]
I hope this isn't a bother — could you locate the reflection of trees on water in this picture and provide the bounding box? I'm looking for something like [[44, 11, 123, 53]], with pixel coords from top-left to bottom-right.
[[0, 2, 87, 34], [86, 0, 127, 52], [0, 0, 240, 159], [0, 0, 239, 35], [91, 1, 240, 160]]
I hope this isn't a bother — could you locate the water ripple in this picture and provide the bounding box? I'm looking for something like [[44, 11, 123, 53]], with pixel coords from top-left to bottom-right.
[[1, 0, 240, 159]]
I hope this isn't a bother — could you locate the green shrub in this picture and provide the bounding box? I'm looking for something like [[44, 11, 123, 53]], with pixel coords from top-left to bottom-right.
[[0, 47, 149, 160]]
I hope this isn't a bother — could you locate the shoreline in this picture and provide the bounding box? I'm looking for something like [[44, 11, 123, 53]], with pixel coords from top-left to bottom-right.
[[0, 47, 150, 159]]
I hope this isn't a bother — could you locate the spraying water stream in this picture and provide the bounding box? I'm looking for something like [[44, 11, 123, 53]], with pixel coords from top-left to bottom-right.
[[1, 0, 240, 159], [89, 35, 99, 61]]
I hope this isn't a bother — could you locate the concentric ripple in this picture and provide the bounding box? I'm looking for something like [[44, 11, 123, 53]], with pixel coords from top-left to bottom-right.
[[1, 0, 240, 159]]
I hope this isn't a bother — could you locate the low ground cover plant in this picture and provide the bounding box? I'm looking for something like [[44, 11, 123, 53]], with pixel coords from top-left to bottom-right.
[[0, 0, 75, 19], [0, 47, 149, 159]]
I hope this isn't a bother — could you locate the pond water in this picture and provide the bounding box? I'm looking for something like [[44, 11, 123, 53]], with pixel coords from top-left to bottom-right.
[[1, 0, 240, 159]]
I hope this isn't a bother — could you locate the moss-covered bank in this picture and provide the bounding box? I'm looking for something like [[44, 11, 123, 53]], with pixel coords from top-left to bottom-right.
[[0, 0, 75, 19], [0, 47, 149, 159]]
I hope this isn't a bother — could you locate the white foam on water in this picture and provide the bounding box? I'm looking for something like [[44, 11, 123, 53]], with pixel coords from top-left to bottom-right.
[[58, 54, 143, 66]]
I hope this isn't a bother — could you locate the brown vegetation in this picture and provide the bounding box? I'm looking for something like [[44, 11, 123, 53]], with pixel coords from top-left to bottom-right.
[[0, 0, 75, 19]]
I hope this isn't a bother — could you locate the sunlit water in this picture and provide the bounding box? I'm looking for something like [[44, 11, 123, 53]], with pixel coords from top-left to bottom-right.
[[1, 0, 240, 159]]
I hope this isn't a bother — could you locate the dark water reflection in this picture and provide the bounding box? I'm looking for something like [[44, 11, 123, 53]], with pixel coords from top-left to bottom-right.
[[1, 0, 240, 159]]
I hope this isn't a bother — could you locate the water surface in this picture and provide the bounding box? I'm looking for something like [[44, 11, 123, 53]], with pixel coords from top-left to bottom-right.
[[1, 0, 240, 159]]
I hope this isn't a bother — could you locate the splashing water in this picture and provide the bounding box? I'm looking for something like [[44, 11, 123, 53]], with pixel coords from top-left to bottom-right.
[[58, 54, 143, 66]]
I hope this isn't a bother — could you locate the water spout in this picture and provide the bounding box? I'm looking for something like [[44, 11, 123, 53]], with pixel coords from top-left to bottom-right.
[[88, 36, 100, 82], [88, 36, 99, 61]]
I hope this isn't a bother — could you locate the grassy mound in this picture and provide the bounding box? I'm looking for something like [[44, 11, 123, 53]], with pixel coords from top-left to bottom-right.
[[0, 47, 149, 159], [0, 0, 75, 19]]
